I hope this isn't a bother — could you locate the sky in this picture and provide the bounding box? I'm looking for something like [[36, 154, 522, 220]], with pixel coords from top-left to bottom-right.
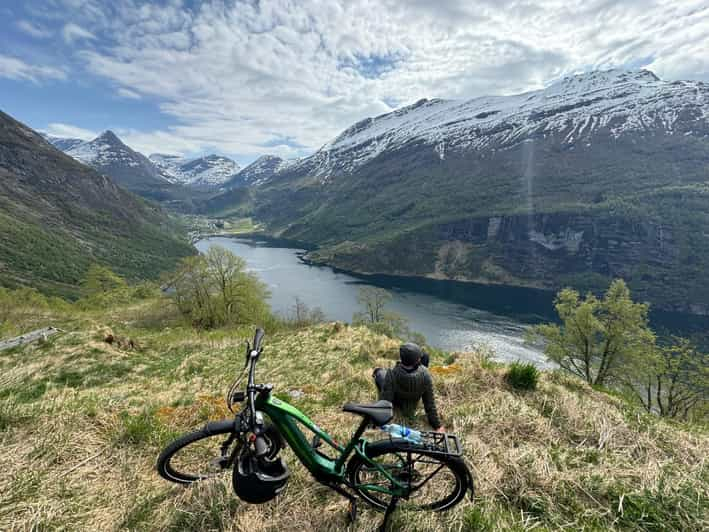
[[1, 0, 709, 166]]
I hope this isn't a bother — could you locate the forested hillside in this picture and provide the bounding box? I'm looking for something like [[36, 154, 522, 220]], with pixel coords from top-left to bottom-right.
[[0, 110, 194, 297]]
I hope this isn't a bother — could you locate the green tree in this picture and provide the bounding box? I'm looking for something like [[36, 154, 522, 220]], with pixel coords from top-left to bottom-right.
[[172, 246, 270, 329], [81, 264, 127, 297], [531, 279, 654, 386], [630, 337, 708, 421]]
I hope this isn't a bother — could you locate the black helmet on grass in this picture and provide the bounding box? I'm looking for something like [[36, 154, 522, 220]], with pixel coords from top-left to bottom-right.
[[233, 451, 290, 504]]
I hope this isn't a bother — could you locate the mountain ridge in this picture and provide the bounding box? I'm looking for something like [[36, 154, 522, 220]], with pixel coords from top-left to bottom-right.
[[205, 68, 709, 314], [149, 153, 240, 188]]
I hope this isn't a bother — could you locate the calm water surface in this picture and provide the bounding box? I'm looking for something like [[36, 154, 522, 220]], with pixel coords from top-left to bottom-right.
[[196, 236, 709, 366], [195, 237, 554, 367]]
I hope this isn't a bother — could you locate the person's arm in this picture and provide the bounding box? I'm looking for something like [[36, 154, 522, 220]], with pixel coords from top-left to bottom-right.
[[381, 369, 395, 403], [422, 372, 441, 430]]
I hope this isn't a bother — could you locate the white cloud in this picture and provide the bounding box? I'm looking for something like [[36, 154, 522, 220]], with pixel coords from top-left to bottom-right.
[[31, 0, 709, 159], [0, 54, 66, 83], [116, 87, 141, 100], [16, 20, 52, 39], [45, 122, 97, 140], [62, 22, 96, 44]]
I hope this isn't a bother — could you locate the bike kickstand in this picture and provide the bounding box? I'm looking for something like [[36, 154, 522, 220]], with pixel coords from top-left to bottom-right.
[[379, 496, 399, 532], [326, 483, 358, 524], [347, 499, 357, 523]]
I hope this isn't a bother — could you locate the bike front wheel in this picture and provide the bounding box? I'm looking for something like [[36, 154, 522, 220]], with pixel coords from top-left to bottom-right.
[[346, 439, 473, 511], [156, 419, 282, 485]]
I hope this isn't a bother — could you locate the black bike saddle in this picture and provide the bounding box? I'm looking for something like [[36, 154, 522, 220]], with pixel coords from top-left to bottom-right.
[[342, 400, 394, 426]]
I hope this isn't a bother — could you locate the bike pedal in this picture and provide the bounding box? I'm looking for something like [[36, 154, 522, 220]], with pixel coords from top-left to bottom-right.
[[311, 434, 322, 449]]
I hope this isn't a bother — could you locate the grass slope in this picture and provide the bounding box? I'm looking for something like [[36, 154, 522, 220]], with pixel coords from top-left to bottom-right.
[[0, 300, 707, 531]]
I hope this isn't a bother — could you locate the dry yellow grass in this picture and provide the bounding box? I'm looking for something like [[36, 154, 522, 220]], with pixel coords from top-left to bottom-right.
[[1, 310, 707, 531]]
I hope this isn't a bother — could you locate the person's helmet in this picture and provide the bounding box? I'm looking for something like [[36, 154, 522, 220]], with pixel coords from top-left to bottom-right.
[[400, 342, 423, 367], [233, 451, 290, 504]]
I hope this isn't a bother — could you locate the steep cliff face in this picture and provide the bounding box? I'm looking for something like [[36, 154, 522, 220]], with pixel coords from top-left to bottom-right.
[[438, 213, 686, 298], [310, 208, 709, 314]]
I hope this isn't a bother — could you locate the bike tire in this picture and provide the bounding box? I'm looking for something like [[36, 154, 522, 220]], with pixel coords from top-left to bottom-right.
[[157, 419, 282, 485], [346, 439, 473, 511]]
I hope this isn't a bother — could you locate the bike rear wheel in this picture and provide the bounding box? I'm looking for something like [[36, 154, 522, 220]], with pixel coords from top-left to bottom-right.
[[156, 420, 282, 485], [346, 439, 473, 511]]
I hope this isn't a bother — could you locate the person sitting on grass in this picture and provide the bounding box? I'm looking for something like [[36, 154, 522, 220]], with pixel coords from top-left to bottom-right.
[[373, 343, 446, 433]]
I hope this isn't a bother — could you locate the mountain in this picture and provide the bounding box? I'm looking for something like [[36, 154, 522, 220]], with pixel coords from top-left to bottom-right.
[[153, 153, 239, 188], [149, 153, 187, 183], [49, 132, 214, 209], [42, 133, 85, 152], [64, 130, 168, 191], [0, 110, 194, 297], [225, 154, 295, 188], [207, 69, 709, 313]]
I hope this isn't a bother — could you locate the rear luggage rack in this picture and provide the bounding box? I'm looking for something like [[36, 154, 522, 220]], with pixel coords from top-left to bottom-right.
[[381, 430, 463, 457]]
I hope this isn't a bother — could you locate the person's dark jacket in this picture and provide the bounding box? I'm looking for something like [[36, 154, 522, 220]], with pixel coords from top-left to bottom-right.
[[379, 362, 441, 429]]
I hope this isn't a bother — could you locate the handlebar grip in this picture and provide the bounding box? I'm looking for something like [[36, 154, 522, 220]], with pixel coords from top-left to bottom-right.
[[253, 328, 265, 352]]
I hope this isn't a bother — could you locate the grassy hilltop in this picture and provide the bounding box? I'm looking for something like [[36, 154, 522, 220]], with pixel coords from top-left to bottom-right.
[[1, 294, 707, 531]]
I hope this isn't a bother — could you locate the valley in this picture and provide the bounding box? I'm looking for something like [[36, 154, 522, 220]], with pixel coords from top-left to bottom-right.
[[198, 69, 709, 315]]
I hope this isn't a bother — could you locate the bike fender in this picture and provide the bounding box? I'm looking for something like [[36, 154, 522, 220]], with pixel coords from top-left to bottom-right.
[[203, 419, 236, 435]]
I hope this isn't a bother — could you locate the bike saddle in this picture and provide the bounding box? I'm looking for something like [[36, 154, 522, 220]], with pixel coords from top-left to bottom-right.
[[342, 400, 393, 426]]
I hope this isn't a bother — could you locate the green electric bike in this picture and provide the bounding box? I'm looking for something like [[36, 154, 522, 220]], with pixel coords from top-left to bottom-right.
[[157, 329, 473, 529]]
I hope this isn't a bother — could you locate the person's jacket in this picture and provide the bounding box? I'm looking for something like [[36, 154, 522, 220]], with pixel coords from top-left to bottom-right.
[[379, 362, 441, 429]]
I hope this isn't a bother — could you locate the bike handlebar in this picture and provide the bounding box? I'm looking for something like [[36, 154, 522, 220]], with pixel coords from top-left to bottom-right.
[[246, 328, 265, 432], [253, 328, 265, 353]]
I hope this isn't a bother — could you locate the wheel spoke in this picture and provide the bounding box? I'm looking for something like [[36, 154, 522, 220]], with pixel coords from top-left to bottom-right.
[[409, 463, 446, 492]]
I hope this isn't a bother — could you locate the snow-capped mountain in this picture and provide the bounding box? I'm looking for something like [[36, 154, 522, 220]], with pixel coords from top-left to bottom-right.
[[42, 133, 86, 152], [294, 69, 709, 181], [149, 153, 188, 182], [179, 155, 240, 187], [213, 69, 709, 315], [226, 155, 297, 188], [47, 130, 237, 191], [62, 130, 168, 190], [149, 153, 239, 187]]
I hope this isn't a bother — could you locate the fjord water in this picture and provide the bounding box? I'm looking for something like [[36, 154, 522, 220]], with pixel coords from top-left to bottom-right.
[[196, 237, 709, 365], [196, 237, 554, 367]]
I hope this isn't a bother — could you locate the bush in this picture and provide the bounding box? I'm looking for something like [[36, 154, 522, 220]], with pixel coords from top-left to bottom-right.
[[505, 361, 539, 390]]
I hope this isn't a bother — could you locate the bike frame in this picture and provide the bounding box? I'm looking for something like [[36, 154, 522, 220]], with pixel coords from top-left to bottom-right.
[[253, 391, 409, 497]]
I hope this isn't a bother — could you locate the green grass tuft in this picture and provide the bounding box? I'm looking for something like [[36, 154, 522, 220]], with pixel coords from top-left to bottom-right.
[[505, 361, 539, 390]]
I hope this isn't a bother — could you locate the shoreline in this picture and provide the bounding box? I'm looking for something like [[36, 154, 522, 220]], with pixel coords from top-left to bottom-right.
[[196, 233, 709, 339]]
